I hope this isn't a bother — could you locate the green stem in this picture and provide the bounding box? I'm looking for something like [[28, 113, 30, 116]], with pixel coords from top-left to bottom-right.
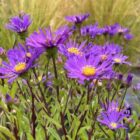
[[26, 80, 36, 139], [32, 68, 50, 114], [52, 56, 60, 103], [119, 87, 128, 110], [98, 124, 110, 138]]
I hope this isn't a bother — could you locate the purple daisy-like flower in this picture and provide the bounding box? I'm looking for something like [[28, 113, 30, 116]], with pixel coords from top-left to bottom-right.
[[0, 44, 38, 83], [98, 111, 126, 130], [98, 101, 128, 130], [103, 23, 133, 40], [81, 23, 104, 38], [65, 13, 89, 24], [5, 94, 18, 105], [124, 33, 133, 40], [26, 26, 71, 49], [133, 83, 140, 92], [0, 47, 6, 55], [58, 40, 86, 57], [64, 54, 113, 82], [6, 13, 32, 33], [88, 43, 122, 62], [125, 73, 133, 86], [114, 23, 129, 35], [112, 54, 131, 65]]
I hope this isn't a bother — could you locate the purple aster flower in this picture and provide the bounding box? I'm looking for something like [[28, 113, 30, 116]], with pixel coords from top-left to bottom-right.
[[124, 33, 133, 40], [5, 94, 18, 105], [0, 47, 6, 55], [0, 44, 37, 83], [98, 111, 126, 130], [98, 101, 128, 130], [64, 54, 113, 82], [103, 24, 118, 36], [81, 23, 104, 38], [6, 13, 32, 33], [26, 26, 71, 49], [125, 73, 133, 86], [117, 73, 124, 81], [65, 13, 89, 24], [115, 23, 129, 35], [88, 43, 122, 62], [112, 54, 131, 65], [133, 83, 140, 93], [58, 40, 86, 57], [103, 23, 133, 40], [103, 23, 127, 36]]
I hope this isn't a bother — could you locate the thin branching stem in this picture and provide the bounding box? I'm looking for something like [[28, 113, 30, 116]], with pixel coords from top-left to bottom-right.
[[26, 80, 36, 139], [52, 56, 60, 103]]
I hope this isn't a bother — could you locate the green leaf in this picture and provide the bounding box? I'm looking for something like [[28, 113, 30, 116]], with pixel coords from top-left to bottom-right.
[[10, 82, 18, 98], [0, 126, 15, 140], [45, 114, 61, 128], [47, 127, 61, 140], [0, 132, 7, 140]]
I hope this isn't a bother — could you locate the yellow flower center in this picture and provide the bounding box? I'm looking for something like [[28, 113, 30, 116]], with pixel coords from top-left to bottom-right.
[[110, 122, 117, 129], [26, 52, 32, 58], [110, 107, 119, 112], [67, 47, 81, 55], [14, 62, 26, 73], [114, 58, 121, 63], [101, 55, 107, 61], [82, 65, 96, 76]]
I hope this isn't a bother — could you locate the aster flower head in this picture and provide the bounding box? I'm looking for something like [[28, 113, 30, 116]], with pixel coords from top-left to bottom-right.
[[0, 44, 38, 83], [125, 73, 133, 86], [64, 54, 113, 82], [133, 83, 140, 93], [112, 54, 131, 65], [26, 26, 71, 49], [6, 13, 32, 33], [81, 23, 104, 38], [98, 101, 128, 130], [103, 23, 133, 40], [0, 47, 6, 55], [114, 23, 129, 35], [5, 94, 18, 105], [58, 40, 86, 57], [88, 43, 122, 62], [98, 111, 126, 130], [65, 13, 89, 24], [124, 33, 133, 40]]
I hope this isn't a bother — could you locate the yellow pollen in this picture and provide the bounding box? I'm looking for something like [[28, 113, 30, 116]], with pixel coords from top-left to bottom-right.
[[26, 52, 32, 58], [82, 65, 96, 76], [67, 47, 81, 55], [110, 122, 117, 129], [114, 58, 121, 63], [101, 55, 107, 61], [14, 62, 26, 72]]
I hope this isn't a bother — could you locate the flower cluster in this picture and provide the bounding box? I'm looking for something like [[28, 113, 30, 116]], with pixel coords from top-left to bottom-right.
[[81, 23, 133, 40], [0, 12, 137, 139]]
